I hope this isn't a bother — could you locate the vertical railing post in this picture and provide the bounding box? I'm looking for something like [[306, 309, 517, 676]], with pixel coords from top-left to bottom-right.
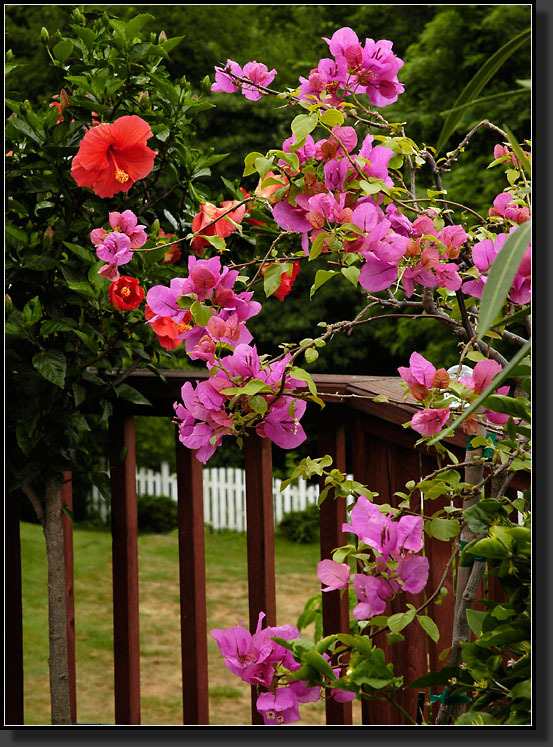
[[109, 410, 141, 725], [5, 491, 24, 725], [61, 471, 77, 724], [244, 433, 277, 724], [318, 406, 352, 726], [175, 436, 210, 725]]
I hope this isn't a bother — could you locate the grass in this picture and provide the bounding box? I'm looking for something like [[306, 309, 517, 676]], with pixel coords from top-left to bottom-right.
[[19, 521, 361, 726]]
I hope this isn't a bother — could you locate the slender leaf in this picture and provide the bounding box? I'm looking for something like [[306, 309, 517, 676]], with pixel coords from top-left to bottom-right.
[[436, 28, 531, 154], [478, 219, 531, 337], [502, 124, 532, 177], [439, 87, 529, 117]]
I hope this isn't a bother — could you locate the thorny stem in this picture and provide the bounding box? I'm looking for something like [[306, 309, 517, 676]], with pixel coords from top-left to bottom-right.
[[440, 120, 509, 172]]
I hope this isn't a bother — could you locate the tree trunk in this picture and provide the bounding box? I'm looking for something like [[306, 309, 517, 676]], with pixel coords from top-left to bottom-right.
[[42, 478, 72, 725], [436, 439, 501, 725]]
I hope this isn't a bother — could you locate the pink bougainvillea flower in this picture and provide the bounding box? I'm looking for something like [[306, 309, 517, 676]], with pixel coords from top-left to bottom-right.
[[241, 61, 277, 100], [91, 210, 148, 249], [108, 276, 145, 311], [256, 688, 301, 726], [352, 573, 394, 620], [191, 199, 246, 254], [211, 59, 243, 94], [358, 253, 398, 292], [438, 224, 468, 259], [71, 115, 156, 199], [317, 559, 351, 592], [398, 351, 436, 401], [256, 397, 307, 450], [410, 408, 451, 436], [472, 358, 502, 394], [212, 59, 276, 101], [489, 192, 531, 224], [211, 611, 301, 692]]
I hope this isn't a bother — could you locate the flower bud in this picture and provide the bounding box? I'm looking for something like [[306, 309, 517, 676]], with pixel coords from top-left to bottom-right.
[[42, 226, 54, 247], [59, 88, 71, 110], [158, 30, 167, 43], [410, 382, 429, 401], [5, 294, 13, 313], [432, 368, 450, 390], [40, 27, 50, 44], [71, 8, 85, 24]]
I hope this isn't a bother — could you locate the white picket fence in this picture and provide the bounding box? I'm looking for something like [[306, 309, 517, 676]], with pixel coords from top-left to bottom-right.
[[88, 462, 326, 531]]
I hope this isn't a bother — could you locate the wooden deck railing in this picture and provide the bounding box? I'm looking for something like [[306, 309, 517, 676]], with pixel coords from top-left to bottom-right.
[[6, 372, 530, 726]]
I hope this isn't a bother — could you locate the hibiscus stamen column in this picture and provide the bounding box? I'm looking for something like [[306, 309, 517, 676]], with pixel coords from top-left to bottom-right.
[[244, 432, 277, 725]]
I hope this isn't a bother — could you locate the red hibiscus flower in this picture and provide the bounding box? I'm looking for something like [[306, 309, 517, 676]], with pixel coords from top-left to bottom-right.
[[144, 305, 190, 351], [158, 228, 182, 264], [71, 115, 156, 199], [109, 276, 145, 311], [191, 200, 246, 254]]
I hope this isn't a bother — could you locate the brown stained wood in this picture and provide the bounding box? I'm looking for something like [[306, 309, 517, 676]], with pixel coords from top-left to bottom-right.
[[175, 438, 210, 725], [5, 491, 24, 725], [61, 472, 77, 725], [318, 406, 352, 726], [244, 433, 276, 725], [109, 412, 141, 725]]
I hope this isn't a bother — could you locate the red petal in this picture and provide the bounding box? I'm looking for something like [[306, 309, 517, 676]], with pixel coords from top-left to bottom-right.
[[73, 123, 113, 171], [111, 115, 153, 147]]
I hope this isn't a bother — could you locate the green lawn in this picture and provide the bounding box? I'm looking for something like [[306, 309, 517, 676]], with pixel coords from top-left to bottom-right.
[[19, 521, 358, 726]]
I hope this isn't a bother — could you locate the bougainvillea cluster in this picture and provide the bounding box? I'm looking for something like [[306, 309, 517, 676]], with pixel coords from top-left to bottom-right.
[[65, 23, 531, 725]]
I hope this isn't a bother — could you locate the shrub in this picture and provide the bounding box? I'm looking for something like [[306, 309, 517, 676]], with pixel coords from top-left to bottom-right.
[[136, 494, 178, 534], [278, 503, 320, 544]]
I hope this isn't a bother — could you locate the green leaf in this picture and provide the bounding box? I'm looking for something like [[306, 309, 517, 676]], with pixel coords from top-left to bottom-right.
[[482, 394, 530, 422], [22, 296, 43, 325], [63, 241, 96, 264], [248, 395, 268, 416], [417, 615, 440, 643], [309, 232, 326, 261], [115, 384, 152, 407], [53, 39, 73, 63], [436, 28, 531, 154], [465, 609, 488, 638], [341, 266, 360, 287], [310, 269, 337, 299], [190, 301, 212, 327], [387, 607, 416, 634], [509, 679, 531, 700], [302, 651, 336, 680], [290, 113, 318, 145], [319, 109, 344, 127], [32, 350, 67, 388], [428, 518, 460, 541], [455, 711, 499, 725], [124, 13, 154, 41], [305, 348, 319, 364], [478, 220, 531, 337], [439, 87, 529, 118], [243, 151, 266, 177], [263, 263, 288, 297]]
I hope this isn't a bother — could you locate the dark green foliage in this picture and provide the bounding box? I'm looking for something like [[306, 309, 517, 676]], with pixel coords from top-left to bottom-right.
[[278, 502, 320, 544], [136, 493, 178, 534], [5, 7, 225, 506]]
